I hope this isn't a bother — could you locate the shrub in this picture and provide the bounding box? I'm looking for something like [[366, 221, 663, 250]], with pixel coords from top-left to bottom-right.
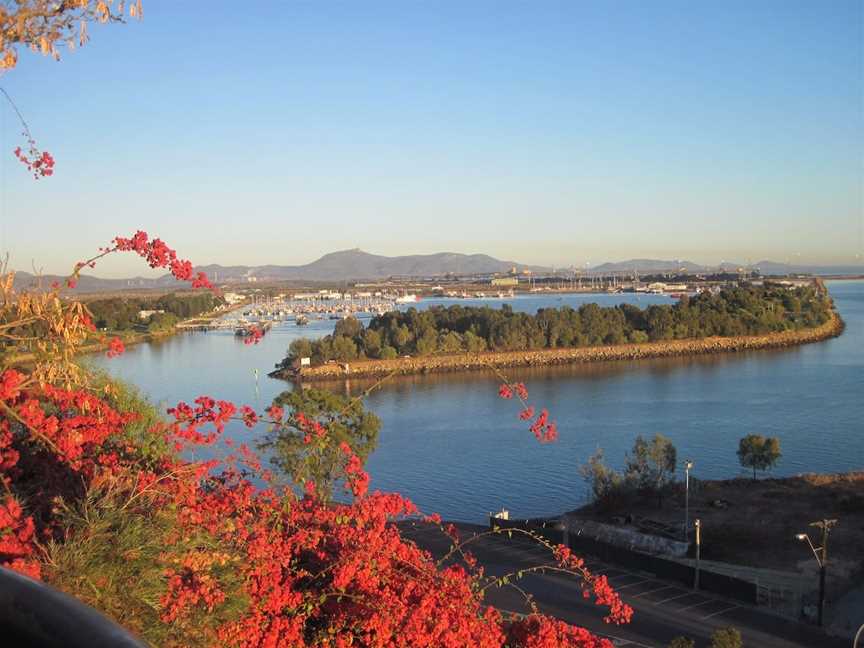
[[668, 638, 696, 648], [710, 626, 743, 648]]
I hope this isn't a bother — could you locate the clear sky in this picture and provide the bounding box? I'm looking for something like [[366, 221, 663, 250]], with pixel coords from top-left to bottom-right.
[[1, 0, 861, 277]]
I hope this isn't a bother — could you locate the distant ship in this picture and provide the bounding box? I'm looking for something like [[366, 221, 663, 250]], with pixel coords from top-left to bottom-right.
[[395, 294, 419, 304], [295, 314, 309, 326]]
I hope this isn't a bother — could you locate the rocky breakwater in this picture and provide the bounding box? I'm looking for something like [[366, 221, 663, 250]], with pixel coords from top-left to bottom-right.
[[281, 312, 844, 382]]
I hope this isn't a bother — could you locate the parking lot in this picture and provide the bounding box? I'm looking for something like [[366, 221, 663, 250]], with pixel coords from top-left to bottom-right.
[[463, 529, 740, 619]]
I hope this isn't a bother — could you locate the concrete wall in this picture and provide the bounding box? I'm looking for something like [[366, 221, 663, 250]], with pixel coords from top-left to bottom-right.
[[563, 516, 690, 557]]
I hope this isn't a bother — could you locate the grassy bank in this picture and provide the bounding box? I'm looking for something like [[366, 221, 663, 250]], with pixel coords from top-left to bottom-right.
[[280, 310, 844, 381]]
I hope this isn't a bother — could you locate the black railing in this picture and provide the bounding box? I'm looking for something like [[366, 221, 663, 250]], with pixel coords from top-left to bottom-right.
[[0, 567, 146, 648]]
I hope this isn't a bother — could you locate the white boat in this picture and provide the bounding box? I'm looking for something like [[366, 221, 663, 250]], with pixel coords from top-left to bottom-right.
[[395, 294, 419, 304]]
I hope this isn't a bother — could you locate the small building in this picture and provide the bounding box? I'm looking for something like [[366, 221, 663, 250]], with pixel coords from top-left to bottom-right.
[[138, 309, 165, 320]]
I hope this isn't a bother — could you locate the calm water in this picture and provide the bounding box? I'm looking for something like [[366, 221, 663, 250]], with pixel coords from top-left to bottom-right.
[[95, 282, 864, 522]]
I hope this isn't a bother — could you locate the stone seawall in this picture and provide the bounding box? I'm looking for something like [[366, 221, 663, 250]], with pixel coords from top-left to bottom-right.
[[281, 312, 844, 382]]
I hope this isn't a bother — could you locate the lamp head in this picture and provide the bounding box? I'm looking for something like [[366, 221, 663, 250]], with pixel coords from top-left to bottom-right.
[[685, 460, 693, 470], [795, 533, 807, 542]]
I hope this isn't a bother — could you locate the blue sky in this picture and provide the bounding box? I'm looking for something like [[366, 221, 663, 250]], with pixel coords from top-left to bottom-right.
[[1, 1, 861, 276]]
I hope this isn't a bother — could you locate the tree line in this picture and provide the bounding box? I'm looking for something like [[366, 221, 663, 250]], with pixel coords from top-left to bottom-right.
[[285, 283, 832, 365], [86, 292, 224, 332], [582, 433, 782, 512]]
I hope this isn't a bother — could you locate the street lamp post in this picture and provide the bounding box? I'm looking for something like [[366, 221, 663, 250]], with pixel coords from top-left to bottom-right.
[[794, 518, 838, 627], [854, 622, 864, 648], [684, 460, 693, 542], [693, 518, 701, 590]]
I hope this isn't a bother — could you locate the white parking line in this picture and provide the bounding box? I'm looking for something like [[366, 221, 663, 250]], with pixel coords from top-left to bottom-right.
[[613, 578, 652, 591], [677, 598, 716, 612], [632, 585, 676, 598], [654, 592, 692, 605], [700, 604, 740, 620]]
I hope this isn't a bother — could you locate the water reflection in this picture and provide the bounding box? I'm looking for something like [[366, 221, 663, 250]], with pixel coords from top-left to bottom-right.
[[305, 346, 809, 397]]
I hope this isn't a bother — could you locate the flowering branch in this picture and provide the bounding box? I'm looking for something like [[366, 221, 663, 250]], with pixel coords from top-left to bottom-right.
[[1, 87, 54, 179]]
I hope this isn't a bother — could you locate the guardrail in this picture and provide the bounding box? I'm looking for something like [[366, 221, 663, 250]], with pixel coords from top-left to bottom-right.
[[0, 567, 146, 648]]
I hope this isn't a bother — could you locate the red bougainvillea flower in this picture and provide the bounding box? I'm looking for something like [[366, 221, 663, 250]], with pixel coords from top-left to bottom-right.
[[14, 144, 54, 180], [498, 382, 557, 443], [112, 231, 214, 291], [106, 337, 125, 358], [0, 369, 23, 401], [242, 327, 264, 345]]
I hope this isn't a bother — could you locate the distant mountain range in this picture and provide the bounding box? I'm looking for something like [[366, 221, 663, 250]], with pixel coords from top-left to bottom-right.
[[10, 249, 550, 292], [10, 250, 862, 293]]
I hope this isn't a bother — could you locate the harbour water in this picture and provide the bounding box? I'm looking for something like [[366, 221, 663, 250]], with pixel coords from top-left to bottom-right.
[[95, 281, 864, 522]]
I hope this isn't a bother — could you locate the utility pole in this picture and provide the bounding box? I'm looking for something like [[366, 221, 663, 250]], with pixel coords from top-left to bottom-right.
[[814, 519, 836, 627], [795, 518, 838, 627], [684, 460, 694, 542]]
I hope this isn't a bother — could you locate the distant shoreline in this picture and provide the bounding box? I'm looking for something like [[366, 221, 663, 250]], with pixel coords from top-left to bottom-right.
[[275, 311, 844, 382]]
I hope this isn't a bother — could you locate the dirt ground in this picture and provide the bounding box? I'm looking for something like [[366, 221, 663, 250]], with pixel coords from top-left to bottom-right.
[[573, 472, 864, 593]]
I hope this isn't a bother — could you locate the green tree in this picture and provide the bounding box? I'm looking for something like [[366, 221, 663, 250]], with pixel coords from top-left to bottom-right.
[[392, 324, 412, 352], [146, 312, 178, 332], [628, 330, 649, 344], [331, 336, 358, 361], [288, 338, 314, 361], [463, 330, 487, 353], [709, 627, 742, 648], [438, 330, 463, 354], [362, 328, 383, 358], [379, 345, 398, 359], [579, 448, 631, 512], [334, 316, 363, 339], [414, 328, 438, 356], [262, 389, 381, 498], [737, 435, 782, 479], [625, 434, 677, 507]]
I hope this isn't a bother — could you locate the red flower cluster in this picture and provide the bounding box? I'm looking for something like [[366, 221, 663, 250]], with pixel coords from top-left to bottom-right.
[[242, 327, 264, 345], [498, 383, 558, 443], [239, 405, 258, 428], [14, 143, 54, 179], [112, 231, 213, 290], [168, 396, 237, 447], [105, 337, 125, 358]]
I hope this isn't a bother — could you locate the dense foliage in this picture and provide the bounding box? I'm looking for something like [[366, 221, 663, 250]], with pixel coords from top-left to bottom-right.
[[580, 435, 678, 511], [86, 292, 224, 331], [1, 232, 631, 647], [286, 284, 833, 365]]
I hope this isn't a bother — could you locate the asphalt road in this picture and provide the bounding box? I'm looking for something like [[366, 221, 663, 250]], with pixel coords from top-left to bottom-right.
[[398, 521, 848, 648]]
